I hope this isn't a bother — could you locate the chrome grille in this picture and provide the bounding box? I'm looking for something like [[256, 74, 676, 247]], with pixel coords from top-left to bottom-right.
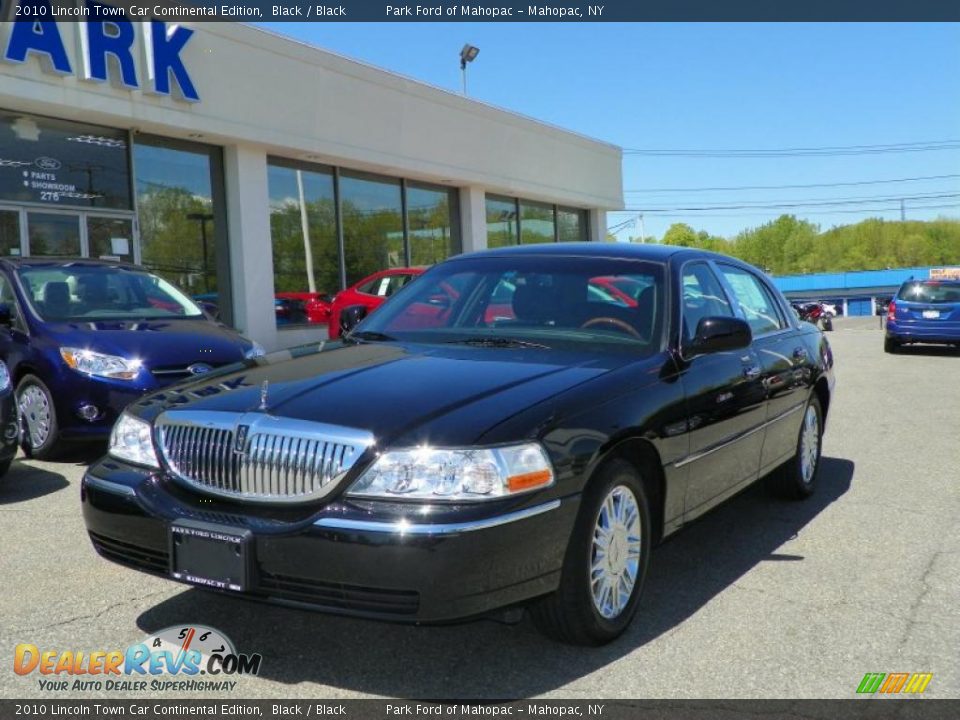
[[156, 411, 373, 504]]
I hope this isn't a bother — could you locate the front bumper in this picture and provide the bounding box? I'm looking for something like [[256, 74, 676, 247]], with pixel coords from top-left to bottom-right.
[[81, 460, 578, 623]]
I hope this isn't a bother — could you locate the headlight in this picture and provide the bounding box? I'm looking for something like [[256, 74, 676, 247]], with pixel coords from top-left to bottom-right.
[[0, 360, 10, 392], [244, 341, 265, 359], [60, 348, 141, 380], [108, 412, 158, 468], [347, 442, 554, 502]]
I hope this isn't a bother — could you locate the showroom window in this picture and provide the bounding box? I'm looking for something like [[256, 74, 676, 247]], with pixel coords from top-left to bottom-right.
[[133, 135, 230, 324], [520, 200, 555, 244], [486, 195, 589, 246], [267, 159, 462, 327], [0, 110, 131, 210], [267, 160, 338, 297], [406, 182, 461, 266], [339, 171, 404, 287], [557, 206, 589, 242], [486, 194, 519, 248]]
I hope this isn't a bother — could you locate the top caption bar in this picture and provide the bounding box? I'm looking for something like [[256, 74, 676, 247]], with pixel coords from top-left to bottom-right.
[[4, 0, 959, 21]]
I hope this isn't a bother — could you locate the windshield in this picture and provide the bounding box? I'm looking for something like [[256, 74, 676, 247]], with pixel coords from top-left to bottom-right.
[[897, 281, 960, 304], [356, 256, 665, 354], [18, 265, 205, 321]]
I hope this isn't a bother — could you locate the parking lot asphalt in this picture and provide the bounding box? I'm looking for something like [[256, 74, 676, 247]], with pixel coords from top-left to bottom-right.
[[1, 318, 957, 700]]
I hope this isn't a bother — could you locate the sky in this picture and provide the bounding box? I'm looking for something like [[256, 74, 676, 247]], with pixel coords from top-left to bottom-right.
[[256, 22, 960, 241]]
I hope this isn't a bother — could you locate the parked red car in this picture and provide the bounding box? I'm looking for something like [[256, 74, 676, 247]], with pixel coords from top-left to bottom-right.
[[328, 268, 426, 338], [275, 292, 332, 325]]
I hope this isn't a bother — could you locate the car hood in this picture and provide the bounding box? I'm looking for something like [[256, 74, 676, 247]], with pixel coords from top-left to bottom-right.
[[131, 342, 632, 447], [44, 319, 251, 367]]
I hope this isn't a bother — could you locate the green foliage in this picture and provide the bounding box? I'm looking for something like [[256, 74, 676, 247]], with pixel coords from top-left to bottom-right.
[[658, 216, 960, 275]]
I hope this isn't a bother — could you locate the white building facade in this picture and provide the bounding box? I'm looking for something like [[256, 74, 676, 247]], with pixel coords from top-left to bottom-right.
[[0, 21, 622, 349]]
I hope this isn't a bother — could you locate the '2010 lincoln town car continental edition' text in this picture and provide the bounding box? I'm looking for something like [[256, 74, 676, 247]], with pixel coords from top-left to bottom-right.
[[82, 243, 834, 645]]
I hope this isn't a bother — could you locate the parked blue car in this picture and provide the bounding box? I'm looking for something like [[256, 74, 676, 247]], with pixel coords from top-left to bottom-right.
[[885, 279, 960, 353], [0, 258, 263, 459]]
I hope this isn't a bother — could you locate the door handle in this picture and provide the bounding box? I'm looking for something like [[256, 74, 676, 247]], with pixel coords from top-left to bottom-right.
[[743, 365, 761, 380]]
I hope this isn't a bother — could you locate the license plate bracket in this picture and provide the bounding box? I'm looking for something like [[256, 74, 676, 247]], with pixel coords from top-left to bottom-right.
[[169, 520, 252, 592]]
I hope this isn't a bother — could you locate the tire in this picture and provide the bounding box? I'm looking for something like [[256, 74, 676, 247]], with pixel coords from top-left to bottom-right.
[[531, 458, 652, 645], [821, 317, 833, 331], [884, 337, 899, 354], [16, 375, 61, 460], [771, 395, 823, 500]]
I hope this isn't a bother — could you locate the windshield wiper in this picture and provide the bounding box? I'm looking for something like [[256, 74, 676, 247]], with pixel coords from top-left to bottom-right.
[[347, 330, 397, 342], [448, 337, 551, 349]]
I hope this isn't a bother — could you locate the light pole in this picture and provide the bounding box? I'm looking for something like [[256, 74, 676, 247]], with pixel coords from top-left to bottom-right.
[[460, 44, 479, 95]]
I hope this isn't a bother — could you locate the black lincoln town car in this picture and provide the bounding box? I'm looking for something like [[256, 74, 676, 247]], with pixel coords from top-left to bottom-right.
[[82, 243, 834, 645]]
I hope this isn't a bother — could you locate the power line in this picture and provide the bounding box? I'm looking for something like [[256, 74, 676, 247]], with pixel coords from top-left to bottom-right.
[[623, 173, 960, 194], [622, 192, 960, 213], [622, 139, 960, 157], [608, 202, 960, 221]]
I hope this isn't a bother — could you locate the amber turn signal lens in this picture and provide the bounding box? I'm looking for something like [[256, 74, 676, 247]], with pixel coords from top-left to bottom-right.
[[507, 469, 553, 493]]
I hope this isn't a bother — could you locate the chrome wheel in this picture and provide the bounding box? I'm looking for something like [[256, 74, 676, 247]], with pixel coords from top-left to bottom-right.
[[19, 384, 52, 449], [799, 404, 820, 484], [590, 485, 642, 619]]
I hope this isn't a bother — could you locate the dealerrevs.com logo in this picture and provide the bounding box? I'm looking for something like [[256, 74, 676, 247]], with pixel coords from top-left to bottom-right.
[[14, 625, 262, 693]]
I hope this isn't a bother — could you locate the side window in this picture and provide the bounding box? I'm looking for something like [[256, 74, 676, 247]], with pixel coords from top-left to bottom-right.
[[681, 262, 734, 347], [383, 274, 413, 297], [357, 278, 380, 295], [717, 264, 785, 336]]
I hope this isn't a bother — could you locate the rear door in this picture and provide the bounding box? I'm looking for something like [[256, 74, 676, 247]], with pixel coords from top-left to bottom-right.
[[715, 262, 809, 473], [676, 261, 767, 519]]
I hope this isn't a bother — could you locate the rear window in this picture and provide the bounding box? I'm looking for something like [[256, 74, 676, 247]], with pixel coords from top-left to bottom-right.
[[897, 281, 960, 304]]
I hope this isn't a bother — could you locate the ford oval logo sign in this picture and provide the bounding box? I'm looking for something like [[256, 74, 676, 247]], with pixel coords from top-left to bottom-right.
[[35, 156, 61, 170], [187, 363, 213, 376]]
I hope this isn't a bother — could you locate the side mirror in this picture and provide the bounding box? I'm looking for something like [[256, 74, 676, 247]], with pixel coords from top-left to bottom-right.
[[0, 303, 12, 327], [339, 304, 369, 336], [689, 316, 752, 356], [198, 301, 219, 320]]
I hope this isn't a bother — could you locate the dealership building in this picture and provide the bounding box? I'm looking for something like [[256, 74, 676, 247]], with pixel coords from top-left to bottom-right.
[[0, 20, 622, 349]]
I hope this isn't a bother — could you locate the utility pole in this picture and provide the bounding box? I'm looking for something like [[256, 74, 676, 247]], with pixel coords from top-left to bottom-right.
[[638, 213, 646, 243], [900, 198, 906, 222]]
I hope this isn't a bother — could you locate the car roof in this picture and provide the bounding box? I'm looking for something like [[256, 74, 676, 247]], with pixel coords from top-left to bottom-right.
[[462, 242, 719, 263]]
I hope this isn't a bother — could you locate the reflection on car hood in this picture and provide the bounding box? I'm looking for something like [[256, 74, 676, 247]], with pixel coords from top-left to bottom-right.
[[44, 319, 250, 367], [131, 342, 630, 446]]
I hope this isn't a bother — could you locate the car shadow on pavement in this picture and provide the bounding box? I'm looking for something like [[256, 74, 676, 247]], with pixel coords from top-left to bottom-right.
[[136, 456, 854, 698], [0, 461, 69, 504]]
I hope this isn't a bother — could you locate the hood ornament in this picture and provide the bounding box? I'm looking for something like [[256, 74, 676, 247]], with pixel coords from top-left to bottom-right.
[[258, 380, 269, 411]]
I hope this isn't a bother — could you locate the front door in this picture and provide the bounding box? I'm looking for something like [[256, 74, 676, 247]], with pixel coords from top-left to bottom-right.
[[677, 261, 768, 520]]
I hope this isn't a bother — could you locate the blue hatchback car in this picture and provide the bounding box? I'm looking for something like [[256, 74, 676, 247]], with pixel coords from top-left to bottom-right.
[[0, 258, 263, 459], [885, 279, 960, 353]]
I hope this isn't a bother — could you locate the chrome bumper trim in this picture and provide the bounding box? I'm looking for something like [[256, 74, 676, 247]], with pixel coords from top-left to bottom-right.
[[84, 474, 137, 498], [314, 499, 562, 536]]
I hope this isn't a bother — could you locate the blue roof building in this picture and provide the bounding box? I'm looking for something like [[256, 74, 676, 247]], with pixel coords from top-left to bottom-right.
[[771, 266, 960, 316]]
